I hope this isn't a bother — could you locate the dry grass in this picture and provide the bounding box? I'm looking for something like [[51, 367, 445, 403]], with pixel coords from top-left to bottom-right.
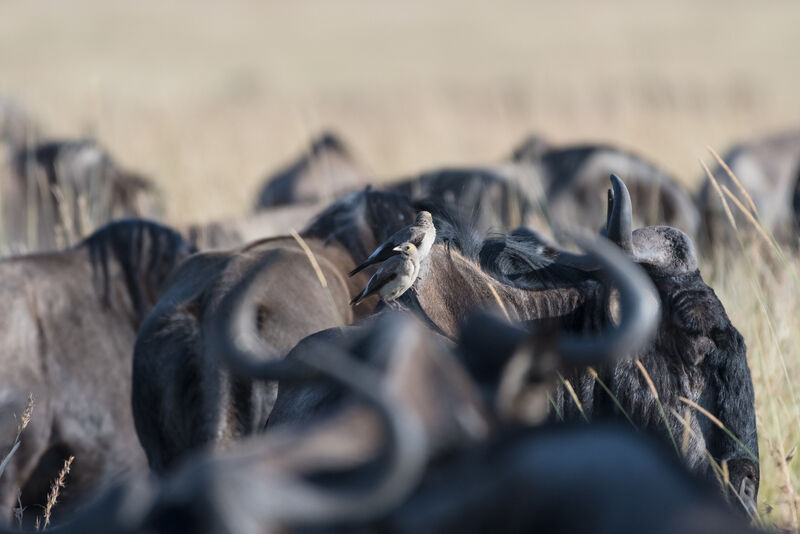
[[0, 393, 34, 479], [1, 0, 800, 531], [42, 456, 74, 530]]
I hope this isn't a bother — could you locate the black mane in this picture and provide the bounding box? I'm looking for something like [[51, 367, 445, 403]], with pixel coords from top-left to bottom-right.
[[84, 218, 194, 324], [303, 187, 417, 262]]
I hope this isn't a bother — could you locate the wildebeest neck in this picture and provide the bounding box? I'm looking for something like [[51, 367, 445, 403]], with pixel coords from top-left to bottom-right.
[[402, 245, 595, 339]]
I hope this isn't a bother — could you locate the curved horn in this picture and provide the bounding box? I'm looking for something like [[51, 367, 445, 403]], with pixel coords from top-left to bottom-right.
[[207, 256, 314, 381], [606, 174, 633, 254], [208, 263, 427, 526], [225, 341, 427, 527], [557, 235, 659, 366]]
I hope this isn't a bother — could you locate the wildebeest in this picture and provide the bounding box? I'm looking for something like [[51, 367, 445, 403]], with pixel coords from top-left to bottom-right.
[[697, 128, 800, 250], [0, 219, 192, 519], [254, 131, 367, 210], [388, 164, 548, 234], [511, 136, 700, 240], [1, 140, 163, 253], [32, 272, 756, 534], [472, 176, 759, 511]]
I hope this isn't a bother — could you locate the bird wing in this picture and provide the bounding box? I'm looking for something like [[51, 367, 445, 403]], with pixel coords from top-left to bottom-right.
[[348, 240, 398, 276], [348, 224, 416, 276], [358, 263, 400, 301]]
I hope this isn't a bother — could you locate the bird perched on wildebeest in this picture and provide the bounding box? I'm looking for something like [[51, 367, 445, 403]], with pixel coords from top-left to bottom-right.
[[350, 242, 420, 307], [348, 210, 435, 276]]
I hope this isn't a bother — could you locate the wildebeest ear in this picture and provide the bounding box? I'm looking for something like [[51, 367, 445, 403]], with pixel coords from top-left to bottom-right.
[[631, 226, 698, 276], [726, 458, 759, 516], [684, 335, 716, 366]]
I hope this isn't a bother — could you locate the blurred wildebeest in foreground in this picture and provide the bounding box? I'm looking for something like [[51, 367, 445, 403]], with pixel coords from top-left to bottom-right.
[[254, 131, 367, 210], [132, 189, 420, 472], [511, 135, 700, 241], [399, 176, 758, 511], [387, 423, 761, 534], [0, 219, 192, 521], [0, 95, 38, 149], [182, 200, 329, 250], [697, 128, 800, 250], [8, 313, 436, 534], [1, 140, 163, 253], [29, 290, 756, 533]]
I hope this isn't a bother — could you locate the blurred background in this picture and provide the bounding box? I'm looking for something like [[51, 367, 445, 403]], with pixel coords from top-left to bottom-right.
[[2, 0, 800, 223]]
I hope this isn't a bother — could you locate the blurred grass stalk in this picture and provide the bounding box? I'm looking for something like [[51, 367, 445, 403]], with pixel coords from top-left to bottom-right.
[[703, 154, 800, 529]]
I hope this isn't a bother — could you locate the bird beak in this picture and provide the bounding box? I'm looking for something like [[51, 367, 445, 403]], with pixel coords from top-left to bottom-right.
[[392, 246, 402, 252]]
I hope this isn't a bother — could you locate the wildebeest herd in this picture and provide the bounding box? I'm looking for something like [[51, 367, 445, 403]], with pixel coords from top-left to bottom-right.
[[1, 95, 798, 533]]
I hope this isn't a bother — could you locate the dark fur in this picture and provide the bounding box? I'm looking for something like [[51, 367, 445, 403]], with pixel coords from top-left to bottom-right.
[[384, 424, 760, 534]]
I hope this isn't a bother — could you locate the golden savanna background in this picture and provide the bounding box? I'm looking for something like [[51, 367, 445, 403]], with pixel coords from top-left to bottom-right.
[[2, 0, 800, 529]]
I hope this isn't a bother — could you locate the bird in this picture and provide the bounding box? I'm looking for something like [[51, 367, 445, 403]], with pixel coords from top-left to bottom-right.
[[348, 210, 435, 277], [350, 242, 420, 307]]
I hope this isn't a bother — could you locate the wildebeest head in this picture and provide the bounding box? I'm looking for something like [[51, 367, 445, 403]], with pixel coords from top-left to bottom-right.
[[254, 130, 367, 210], [594, 175, 758, 511]]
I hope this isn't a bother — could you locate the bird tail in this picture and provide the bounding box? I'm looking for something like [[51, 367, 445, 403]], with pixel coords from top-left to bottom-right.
[[350, 292, 363, 306], [348, 262, 368, 277]]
